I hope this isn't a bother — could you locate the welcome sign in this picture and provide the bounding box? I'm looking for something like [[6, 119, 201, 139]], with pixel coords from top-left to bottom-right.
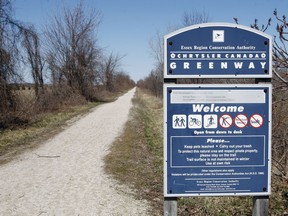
[[164, 23, 272, 78], [164, 84, 272, 197]]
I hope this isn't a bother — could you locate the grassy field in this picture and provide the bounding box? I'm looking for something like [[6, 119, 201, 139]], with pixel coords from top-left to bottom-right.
[[0, 86, 125, 163], [105, 88, 288, 215], [0, 102, 99, 164]]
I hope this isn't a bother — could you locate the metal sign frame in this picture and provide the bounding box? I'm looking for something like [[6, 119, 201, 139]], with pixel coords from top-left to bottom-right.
[[164, 84, 272, 197], [164, 23, 273, 79]]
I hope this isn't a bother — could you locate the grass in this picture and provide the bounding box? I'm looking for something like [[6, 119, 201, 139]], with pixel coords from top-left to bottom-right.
[[0, 86, 127, 161], [105, 89, 163, 215], [0, 102, 99, 163], [105, 88, 288, 216]]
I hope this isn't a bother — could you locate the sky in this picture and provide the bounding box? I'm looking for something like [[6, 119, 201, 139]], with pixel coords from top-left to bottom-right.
[[13, 0, 288, 82]]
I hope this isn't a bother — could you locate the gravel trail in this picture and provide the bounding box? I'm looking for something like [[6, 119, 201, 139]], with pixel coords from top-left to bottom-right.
[[0, 88, 150, 216]]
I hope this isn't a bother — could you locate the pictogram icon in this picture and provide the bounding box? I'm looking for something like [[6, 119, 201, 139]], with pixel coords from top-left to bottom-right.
[[219, 114, 232, 128], [250, 114, 264, 128], [235, 114, 248, 128]]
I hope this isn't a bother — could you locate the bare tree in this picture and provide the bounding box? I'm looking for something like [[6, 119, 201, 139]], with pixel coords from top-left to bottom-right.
[[182, 10, 210, 27], [100, 53, 123, 92], [273, 10, 288, 86], [234, 13, 287, 86], [149, 30, 164, 69], [114, 71, 135, 92], [271, 10, 288, 177], [45, 2, 102, 100], [142, 10, 211, 96], [236, 10, 288, 177], [21, 27, 44, 97], [0, 0, 24, 113]]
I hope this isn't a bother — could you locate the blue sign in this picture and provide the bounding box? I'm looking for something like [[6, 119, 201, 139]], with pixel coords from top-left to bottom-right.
[[164, 23, 272, 78], [164, 84, 272, 197]]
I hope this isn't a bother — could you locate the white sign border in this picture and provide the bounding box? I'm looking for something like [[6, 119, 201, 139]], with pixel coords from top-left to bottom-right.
[[164, 22, 273, 79], [164, 83, 272, 197]]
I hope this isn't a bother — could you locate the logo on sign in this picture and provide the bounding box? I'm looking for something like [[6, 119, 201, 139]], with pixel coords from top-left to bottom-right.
[[213, 30, 224, 42]]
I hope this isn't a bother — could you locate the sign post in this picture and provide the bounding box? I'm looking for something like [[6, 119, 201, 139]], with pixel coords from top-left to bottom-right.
[[163, 23, 272, 215]]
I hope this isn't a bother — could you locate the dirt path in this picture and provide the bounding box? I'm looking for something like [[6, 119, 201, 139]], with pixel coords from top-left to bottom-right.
[[0, 88, 150, 216]]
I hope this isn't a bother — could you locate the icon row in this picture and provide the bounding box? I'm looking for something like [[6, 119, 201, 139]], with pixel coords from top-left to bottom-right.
[[172, 114, 263, 129]]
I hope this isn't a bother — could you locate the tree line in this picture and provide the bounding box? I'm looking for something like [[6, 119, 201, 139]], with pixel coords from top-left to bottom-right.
[[0, 0, 135, 129]]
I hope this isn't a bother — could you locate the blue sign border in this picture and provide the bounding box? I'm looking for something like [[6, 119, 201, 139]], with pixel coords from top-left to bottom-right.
[[164, 23, 272, 78], [164, 84, 272, 197]]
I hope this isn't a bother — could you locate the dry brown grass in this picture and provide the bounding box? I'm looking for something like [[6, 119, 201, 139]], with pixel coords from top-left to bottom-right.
[[0, 85, 127, 164], [105, 88, 163, 215], [105, 88, 288, 216], [0, 102, 99, 164]]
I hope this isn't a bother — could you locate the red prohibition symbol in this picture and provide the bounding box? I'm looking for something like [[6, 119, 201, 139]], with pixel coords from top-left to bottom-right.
[[219, 114, 232, 128], [250, 114, 264, 128], [234, 114, 248, 128]]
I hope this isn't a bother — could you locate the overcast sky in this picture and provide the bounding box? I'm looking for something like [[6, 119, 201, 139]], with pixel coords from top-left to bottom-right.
[[14, 0, 288, 82]]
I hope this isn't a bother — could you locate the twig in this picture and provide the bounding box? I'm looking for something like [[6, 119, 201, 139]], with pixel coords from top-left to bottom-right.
[[273, 68, 288, 84], [272, 97, 288, 105], [35, 153, 60, 158]]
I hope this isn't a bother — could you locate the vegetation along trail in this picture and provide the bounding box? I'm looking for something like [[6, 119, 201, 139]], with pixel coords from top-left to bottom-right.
[[0, 88, 150, 215]]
